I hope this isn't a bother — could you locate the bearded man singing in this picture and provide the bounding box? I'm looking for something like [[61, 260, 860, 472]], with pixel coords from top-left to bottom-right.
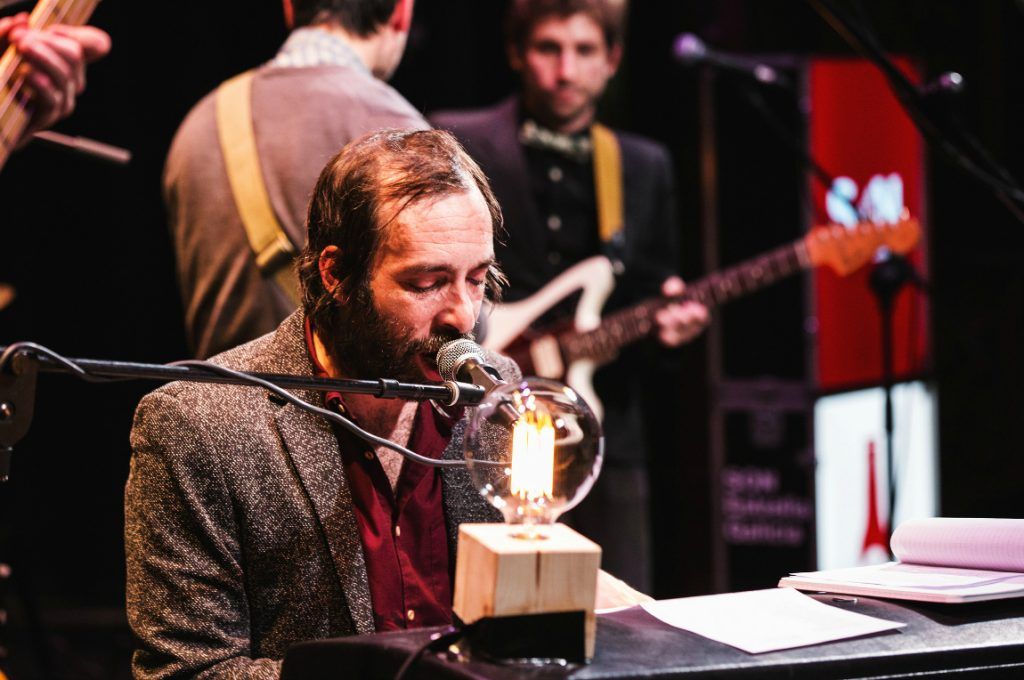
[[124, 129, 516, 679]]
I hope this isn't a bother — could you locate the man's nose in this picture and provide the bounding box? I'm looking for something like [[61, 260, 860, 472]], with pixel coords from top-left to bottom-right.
[[438, 284, 477, 334], [558, 51, 579, 80]]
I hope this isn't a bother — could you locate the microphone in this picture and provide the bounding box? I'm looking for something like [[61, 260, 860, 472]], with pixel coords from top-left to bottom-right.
[[436, 339, 506, 394], [673, 33, 791, 89], [436, 339, 519, 425], [919, 71, 964, 98]]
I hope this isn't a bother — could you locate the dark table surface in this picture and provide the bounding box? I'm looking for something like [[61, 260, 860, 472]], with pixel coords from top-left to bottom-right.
[[282, 594, 1024, 679]]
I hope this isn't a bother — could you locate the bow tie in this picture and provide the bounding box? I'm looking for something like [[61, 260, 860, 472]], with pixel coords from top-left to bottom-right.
[[519, 119, 593, 163]]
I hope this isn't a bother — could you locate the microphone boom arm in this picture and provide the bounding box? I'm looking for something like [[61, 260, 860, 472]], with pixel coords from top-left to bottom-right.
[[0, 342, 487, 478]]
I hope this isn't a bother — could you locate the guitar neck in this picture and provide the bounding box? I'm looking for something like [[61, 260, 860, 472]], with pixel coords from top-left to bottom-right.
[[683, 238, 810, 309], [0, 0, 101, 169], [0, 48, 32, 167], [561, 238, 810, 364]]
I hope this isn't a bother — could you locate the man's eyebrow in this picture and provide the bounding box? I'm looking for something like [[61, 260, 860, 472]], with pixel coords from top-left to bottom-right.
[[396, 258, 496, 276]]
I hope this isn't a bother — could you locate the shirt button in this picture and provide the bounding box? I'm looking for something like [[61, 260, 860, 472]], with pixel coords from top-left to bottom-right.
[[394, 525, 401, 538], [548, 166, 564, 182], [547, 214, 562, 231], [547, 251, 562, 265], [407, 609, 416, 621], [363, 451, 374, 461]]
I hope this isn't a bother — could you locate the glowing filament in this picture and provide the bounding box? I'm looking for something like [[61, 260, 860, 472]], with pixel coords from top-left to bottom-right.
[[509, 410, 555, 502]]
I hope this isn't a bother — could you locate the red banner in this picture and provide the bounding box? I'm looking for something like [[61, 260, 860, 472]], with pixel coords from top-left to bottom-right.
[[808, 58, 931, 390]]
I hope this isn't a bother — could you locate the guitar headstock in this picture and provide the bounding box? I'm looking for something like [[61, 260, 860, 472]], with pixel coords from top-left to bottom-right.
[[805, 213, 921, 276]]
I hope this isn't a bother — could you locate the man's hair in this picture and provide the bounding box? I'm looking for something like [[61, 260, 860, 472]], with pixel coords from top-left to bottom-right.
[[299, 128, 506, 332], [290, 0, 398, 35], [505, 0, 626, 51]]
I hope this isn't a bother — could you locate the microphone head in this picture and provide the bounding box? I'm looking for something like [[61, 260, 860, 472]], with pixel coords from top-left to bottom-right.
[[936, 71, 965, 94], [673, 33, 707, 64], [436, 338, 484, 382]]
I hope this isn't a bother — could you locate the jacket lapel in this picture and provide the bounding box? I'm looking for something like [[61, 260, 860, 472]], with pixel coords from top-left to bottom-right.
[[260, 312, 376, 635], [485, 98, 548, 258]]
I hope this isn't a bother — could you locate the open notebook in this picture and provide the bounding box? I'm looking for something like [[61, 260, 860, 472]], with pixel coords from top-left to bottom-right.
[[779, 518, 1024, 604]]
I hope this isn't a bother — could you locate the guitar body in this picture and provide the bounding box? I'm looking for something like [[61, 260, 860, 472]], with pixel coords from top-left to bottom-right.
[[484, 256, 614, 418]]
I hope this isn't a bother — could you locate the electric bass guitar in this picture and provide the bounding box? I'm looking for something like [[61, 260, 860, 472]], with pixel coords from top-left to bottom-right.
[[483, 215, 921, 419], [0, 0, 100, 171]]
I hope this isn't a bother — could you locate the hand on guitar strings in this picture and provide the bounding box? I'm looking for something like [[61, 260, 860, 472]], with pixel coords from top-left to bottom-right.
[[655, 276, 709, 347], [0, 12, 111, 145]]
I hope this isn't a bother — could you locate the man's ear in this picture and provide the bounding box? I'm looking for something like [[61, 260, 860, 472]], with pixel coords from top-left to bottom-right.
[[318, 245, 346, 301], [506, 42, 524, 73], [606, 42, 623, 76], [388, 0, 414, 34]]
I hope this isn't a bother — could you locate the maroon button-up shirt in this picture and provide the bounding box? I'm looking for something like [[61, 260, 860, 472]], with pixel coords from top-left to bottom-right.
[[305, 320, 455, 631]]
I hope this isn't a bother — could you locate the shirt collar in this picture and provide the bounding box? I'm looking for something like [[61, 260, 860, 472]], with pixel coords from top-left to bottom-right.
[[519, 118, 594, 163], [268, 26, 370, 74]]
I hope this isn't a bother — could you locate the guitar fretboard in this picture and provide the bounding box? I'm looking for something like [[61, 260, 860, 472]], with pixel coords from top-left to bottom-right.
[[0, 0, 101, 169], [560, 238, 810, 364]]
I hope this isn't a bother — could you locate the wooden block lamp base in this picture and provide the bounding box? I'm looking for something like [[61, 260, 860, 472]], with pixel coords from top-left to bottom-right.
[[453, 523, 602, 660]]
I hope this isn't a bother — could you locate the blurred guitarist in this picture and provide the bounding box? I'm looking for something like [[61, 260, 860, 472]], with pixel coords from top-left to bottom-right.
[[164, 0, 425, 360], [432, 0, 707, 592]]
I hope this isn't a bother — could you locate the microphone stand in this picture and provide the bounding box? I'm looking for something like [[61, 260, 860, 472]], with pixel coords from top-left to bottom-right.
[[0, 342, 486, 480], [868, 254, 928, 547], [721, 71, 933, 556]]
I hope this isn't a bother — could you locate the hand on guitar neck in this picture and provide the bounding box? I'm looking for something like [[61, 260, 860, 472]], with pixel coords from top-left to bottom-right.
[[655, 275, 710, 347], [1, 11, 110, 149]]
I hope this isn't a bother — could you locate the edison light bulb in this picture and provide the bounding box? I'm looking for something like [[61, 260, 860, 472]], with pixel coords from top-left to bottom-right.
[[463, 377, 603, 538]]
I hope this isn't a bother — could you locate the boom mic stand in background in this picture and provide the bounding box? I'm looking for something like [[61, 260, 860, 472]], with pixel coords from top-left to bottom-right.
[[737, 77, 932, 547], [869, 254, 929, 546], [676, 40, 930, 556], [804, 0, 1024, 542]]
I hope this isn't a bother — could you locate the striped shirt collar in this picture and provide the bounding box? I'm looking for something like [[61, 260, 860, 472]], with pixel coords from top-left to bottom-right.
[[268, 26, 369, 74]]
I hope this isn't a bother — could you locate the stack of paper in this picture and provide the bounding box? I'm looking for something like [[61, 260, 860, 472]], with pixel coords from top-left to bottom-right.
[[780, 518, 1024, 603]]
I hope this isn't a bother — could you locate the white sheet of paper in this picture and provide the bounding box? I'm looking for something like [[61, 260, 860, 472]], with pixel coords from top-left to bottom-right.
[[641, 587, 905, 654]]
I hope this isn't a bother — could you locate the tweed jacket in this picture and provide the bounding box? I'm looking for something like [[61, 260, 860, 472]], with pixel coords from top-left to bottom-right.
[[125, 311, 507, 679]]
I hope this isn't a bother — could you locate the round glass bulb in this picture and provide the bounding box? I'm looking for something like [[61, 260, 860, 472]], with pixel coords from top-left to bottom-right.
[[463, 377, 603, 536]]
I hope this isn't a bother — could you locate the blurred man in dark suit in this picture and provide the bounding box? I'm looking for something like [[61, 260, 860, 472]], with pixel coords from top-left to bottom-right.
[[432, 0, 707, 592]]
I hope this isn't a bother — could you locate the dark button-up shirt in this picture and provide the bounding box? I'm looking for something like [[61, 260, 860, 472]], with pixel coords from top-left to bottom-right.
[[305, 320, 454, 631]]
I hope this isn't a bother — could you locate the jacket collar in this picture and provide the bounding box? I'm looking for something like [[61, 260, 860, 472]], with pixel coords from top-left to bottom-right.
[[263, 310, 377, 634]]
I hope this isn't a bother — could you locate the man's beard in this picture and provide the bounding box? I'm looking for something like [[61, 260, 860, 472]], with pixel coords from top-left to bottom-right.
[[325, 288, 471, 382]]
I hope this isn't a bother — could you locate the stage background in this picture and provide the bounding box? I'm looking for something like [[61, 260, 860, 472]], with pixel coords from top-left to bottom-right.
[[1, 1, 1021, 677]]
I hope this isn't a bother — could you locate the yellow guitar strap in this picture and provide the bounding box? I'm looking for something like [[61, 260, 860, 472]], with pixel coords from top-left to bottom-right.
[[215, 71, 301, 306], [590, 123, 624, 244]]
